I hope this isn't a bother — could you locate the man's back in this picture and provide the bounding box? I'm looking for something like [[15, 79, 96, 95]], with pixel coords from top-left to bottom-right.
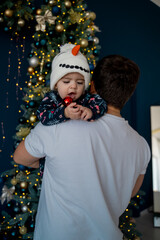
[[25, 113, 150, 240]]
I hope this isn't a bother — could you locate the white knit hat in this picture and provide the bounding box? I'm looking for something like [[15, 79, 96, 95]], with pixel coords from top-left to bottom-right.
[[50, 43, 90, 90]]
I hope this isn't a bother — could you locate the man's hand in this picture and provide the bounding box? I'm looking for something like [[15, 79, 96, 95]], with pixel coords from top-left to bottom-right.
[[79, 106, 93, 121], [64, 102, 82, 120]]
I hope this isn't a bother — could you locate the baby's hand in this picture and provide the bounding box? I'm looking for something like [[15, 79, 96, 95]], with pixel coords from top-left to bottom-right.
[[64, 102, 81, 120], [78, 106, 93, 121]]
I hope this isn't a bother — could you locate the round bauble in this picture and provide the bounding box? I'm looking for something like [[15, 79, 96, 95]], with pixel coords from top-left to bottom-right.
[[28, 82, 32, 87], [36, 9, 42, 15], [29, 56, 39, 68], [38, 74, 45, 82], [13, 206, 20, 213], [21, 205, 28, 213], [4, 9, 13, 18], [93, 49, 100, 56], [89, 12, 96, 20], [63, 97, 73, 106], [80, 39, 88, 48], [29, 100, 36, 108], [93, 37, 99, 45], [65, 0, 72, 8], [11, 178, 18, 186], [18, 164, 26, 171], [30, 115, 37, 123], [28, 66, 34, 74], [20, 181, 28, 189], [0, 17, 4, 23], [49, 0, 56, 6], [55, 24, 64, 32], [19, 226, 27, 235], [40, 39, 47, 46], [18, 19, 25, 27], [52, 6, 60, 15], [34, 41, 40, 48], [89, 63, 94, 71]]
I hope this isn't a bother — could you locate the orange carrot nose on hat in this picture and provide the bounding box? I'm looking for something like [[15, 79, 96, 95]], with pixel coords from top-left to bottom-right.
[[50, 43, 90, 90]]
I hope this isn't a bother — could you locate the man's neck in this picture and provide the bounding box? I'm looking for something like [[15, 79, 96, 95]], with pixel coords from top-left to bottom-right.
[[107, 105, 122, 117]]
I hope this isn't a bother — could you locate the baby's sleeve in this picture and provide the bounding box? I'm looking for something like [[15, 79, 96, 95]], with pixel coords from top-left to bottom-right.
[[82, 93, 107, 120], [37, 92, 69, 125]]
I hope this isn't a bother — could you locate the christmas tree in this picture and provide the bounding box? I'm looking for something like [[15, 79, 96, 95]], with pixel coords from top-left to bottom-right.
[[0, 1, 142, 239]]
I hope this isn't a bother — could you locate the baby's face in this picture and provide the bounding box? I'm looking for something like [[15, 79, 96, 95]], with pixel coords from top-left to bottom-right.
[[55, 72, 85, 100]]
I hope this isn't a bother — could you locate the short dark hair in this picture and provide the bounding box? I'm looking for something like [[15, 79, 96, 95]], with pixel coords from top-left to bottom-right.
[[92, 55, 140, 109]]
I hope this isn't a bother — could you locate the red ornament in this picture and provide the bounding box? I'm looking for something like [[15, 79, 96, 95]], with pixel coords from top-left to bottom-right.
[[63, 97, 73, 106]]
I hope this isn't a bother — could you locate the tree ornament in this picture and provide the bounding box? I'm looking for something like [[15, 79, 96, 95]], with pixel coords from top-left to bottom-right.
[[29, 56, 39, 67], [36, 10, 57, 32], [18, 164, 26, 171], [21, 205, 28, 213], [20, 181, 28, 189], [65, 0, 72, 8], [11, 177, 18, 186], [4, 9, 13, 18], [36, 9, 42, 15], [89, 12, 96, 20], [34, 41, 41, 48], [69, 9, 81, 24], [40, 39, 47, 46], [4, 27, 9, 31], [63, 97, 73, 106], [16, 127, 31, 137], [89, 63, 94, 71], [52, 6, 60, 15], [29, 100, 36, 108], [28, 66, 34, 74], [17, 19, 25, 27], [18, 117, 26, 124], [0, 185, 15, 204], [46, 62, 51, 69], [28, 82, 32, 87], [93, 37, 99, 44], [0, 17, 4, 23], [29, 115, 37, 123], [80, 39, 88, 48], [13, 206, 20, 213], [49, 0, 56, 6], [38, 74, 45, 82], [55, 24, 64, 32], [19, 226, 27, 235], [93, 49, 100, 56], [67, 35, 75, 43]]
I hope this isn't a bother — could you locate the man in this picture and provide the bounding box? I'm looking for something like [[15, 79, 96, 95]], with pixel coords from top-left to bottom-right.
[[14, 55, 150, 240]]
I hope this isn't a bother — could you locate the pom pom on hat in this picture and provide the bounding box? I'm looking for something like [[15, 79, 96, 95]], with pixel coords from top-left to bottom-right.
[[50, 43, 90, 90]]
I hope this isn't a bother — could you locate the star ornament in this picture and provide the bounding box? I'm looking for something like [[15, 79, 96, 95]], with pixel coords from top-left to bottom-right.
[[0, 185, 15, 204], [36, 10, 57, 32]]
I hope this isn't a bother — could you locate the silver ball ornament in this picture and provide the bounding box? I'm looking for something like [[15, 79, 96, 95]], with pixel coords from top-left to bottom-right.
[[80, 39, 88, 48], [0, 17, 4, 23], [21, 205, 28, 213], [18, 19, 25, 27], [29, 56, 39, 68], [93, 37, 99, 44]]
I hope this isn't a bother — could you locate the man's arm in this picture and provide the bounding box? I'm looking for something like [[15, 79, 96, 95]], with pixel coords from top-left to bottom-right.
[[13, 141, 40, 168], [131, 174, 144, 198]]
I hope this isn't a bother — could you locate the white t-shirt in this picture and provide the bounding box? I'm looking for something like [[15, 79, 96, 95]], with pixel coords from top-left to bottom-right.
[[25, 114, 150, 240]]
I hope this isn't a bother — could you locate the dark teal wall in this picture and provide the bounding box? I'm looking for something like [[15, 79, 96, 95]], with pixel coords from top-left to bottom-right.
[[1, 0, 160, 209]]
